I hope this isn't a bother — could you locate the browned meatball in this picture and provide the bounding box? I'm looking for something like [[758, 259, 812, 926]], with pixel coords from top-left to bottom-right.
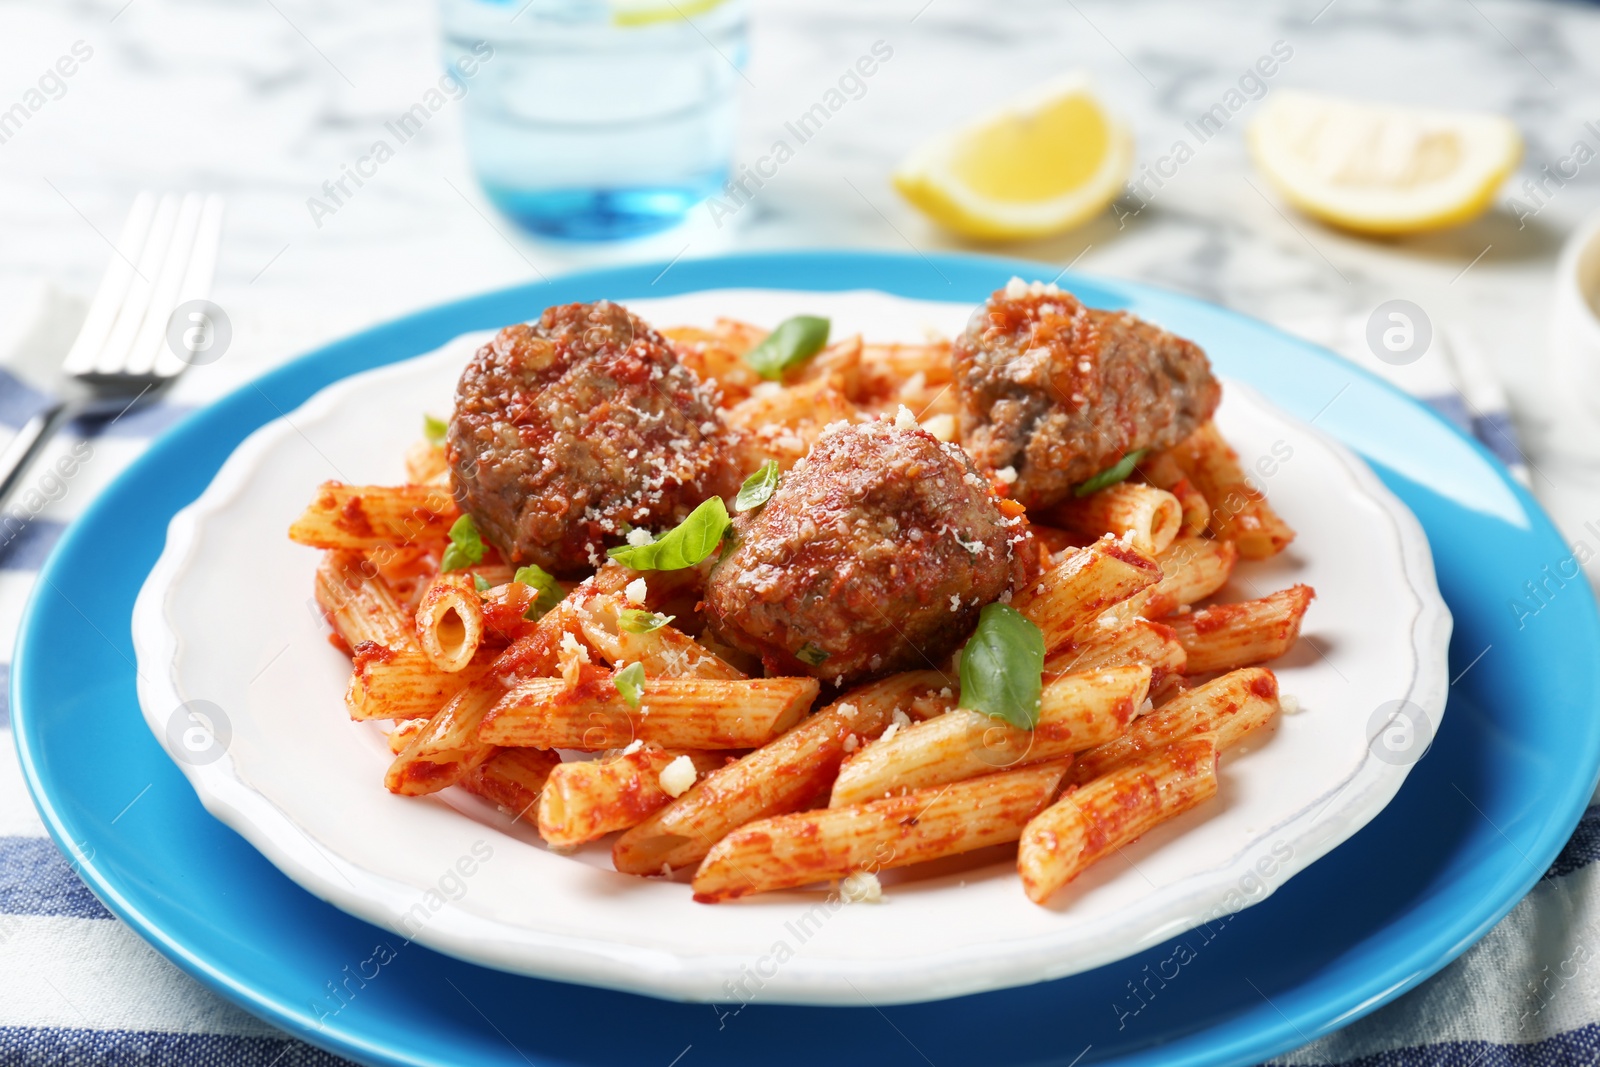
[[954, 279, 1221, 509], [704, 415, 1014, 685], [448, 301, 737, 574]]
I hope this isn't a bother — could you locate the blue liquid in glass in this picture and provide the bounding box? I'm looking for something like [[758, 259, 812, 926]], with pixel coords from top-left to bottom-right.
[[442, 0, 745, 241]]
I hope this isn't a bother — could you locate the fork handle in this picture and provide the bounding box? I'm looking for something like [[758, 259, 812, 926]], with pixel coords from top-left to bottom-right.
[[0, 401, 77, 516]]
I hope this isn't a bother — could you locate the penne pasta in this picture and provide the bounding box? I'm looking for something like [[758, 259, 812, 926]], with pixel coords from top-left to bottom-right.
[[1165, 422, 1295, 560], [828, 665, 1151, 807], [384, 602, 580, 796], [1138, 451, 1209, 538], [1011, 536, 1163, 652], [693, 761, 1069, 901], [858, 340, 953, 397], [612, 671, 951, 875], [404, 440, 449, 486], [461, 747, 563, 818], [1018, 737, 1218, 904], [1041, 483, 1183, 556], [572, 592, 745, 681], [478, 676, 818, 751], [315, 550, 476, 720], [793, 335, 864, 396], [386, 717, 426, 754], [1106, 535, 1239, 625], [1045, 618, 1187, 680], [351, 645, 494, 722], [414, 572, 485, 672], [538, 748, 725, 848], [1066, 668, 1279, 786], [728, 379, 863, 471], [1168, 585, 1314, 674], [290, 482, 459, 550]]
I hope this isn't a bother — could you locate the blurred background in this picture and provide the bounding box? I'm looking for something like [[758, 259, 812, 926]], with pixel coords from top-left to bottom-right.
[[4, 0, 1600, 1060]]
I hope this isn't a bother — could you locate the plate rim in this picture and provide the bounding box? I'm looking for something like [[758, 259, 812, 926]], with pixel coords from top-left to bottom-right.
[[10, 248, 1597, 1067], [126, 295, 1451, 1005]]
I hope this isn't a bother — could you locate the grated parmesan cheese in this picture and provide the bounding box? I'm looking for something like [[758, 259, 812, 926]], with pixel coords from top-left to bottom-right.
[[626, 527, 653, 546], [995, 465, 1018, 485], [624, 578, 647, 605], [1280, 693, 1302, 715], [894, 405, 918, 431], [841, 871, 883, 903], [921, 413, 957, 441], [658, 755, 697, 798]]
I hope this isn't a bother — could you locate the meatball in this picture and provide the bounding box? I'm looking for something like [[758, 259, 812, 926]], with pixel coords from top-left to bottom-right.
[[953, 279, 1221, 509], [704, 414, 1013, 685], [448, 301, 737, 574]]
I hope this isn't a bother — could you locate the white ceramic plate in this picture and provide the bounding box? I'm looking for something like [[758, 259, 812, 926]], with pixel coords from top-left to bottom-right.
[[131, 288, 1450, 1006]]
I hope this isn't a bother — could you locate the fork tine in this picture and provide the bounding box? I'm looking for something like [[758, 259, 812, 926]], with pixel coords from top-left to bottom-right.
[[152, 194, 225, 379], [93, 192, 181, 377], [123, 192, 203, 377], [61, 191, 156, 377]]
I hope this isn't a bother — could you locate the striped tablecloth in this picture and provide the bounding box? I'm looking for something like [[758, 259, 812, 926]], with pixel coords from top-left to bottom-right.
[[1, 296, 1592, 1067]]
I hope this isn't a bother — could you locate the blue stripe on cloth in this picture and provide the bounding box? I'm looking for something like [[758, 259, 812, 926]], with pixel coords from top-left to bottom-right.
[[70, 400, 196, 439], [1545, 805, 1600, 881], [0, 837, 113, 919], [1418, 393, 1475, 437], [0, 369, 52, 428], [0, 1027, 353, 1067], [1287, 1021, 1600, 1066], [0, 517, 65, 571], [1473, 411, 1528, 469]]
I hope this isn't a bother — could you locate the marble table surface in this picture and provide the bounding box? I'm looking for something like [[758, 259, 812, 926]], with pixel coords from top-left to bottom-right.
[[4, 0, 1600, 1059]]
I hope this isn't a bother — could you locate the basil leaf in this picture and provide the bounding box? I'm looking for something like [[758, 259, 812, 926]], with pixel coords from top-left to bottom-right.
[[423, 414, 448, 444], [614, 662, 646, 708], [607, 497, 731, 570], [796, 642, 830, 667], [958, 603, 1045, 730], [735, 459, 781, 513], [618, 608, 674, 634], [1074, 448, 1149, 498], [472, 574, 491, 593], [514, 564, 563, 620], [440, 514, 486, 572], [743, 316, 830, 380]]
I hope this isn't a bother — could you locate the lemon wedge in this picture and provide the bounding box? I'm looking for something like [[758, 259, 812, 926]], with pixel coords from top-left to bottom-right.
[[609, 0, 725, 26], [892, 74, 1133, 241], [1247, 89, 1521, 235]]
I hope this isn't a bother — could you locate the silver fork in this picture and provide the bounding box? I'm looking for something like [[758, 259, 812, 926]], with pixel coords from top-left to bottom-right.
[[0, 191, 225, 512]]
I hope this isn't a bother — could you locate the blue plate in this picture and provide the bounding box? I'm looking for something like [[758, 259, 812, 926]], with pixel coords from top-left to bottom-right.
[[14, 251, 1600, 1067]]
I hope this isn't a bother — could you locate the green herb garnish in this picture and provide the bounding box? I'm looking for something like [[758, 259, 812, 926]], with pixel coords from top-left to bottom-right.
[[614, 662, 646, 708], [441, 514, 486, 572], [735, 460, 781, 513], [513, 564, 563, 620], [472, 574, 491, 592], [743, 316, 830, 380], [796, 642, 830, 667], [618, 608, 674, 634], [607, 497, 731, 571], [958, 603, 1045, 730], [1074, 448, 1149, 498], [423, 414, 448, 444]]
